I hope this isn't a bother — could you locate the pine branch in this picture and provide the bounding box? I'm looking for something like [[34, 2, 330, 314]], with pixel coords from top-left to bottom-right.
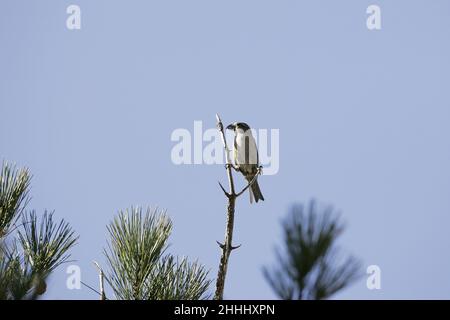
[[0, 161, 31, 237], [0, 162, 78, 299], [263, 199, 362, 300], [103, 206, 211, 300]]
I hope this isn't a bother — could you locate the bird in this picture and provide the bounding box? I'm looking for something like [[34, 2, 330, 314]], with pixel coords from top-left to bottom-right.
[[226, 122, 264, 203]]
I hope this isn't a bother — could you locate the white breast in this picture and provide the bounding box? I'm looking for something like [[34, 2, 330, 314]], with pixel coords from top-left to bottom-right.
[[235, 130, 258, 166]]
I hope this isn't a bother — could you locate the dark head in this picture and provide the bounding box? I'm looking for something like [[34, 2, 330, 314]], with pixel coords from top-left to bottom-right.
[[226, 122, 251, 132]]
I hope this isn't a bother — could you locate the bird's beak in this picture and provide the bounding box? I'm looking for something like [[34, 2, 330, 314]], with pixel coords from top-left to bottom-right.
[[226, 124, 235, 130]]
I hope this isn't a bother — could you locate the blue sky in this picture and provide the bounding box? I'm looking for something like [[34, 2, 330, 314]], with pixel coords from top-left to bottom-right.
[[1, 0, 450, 299]]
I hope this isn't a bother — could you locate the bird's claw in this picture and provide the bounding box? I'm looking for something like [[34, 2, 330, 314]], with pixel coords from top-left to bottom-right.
[[257, 166, 263, 175], [225, 164, 240, 172]]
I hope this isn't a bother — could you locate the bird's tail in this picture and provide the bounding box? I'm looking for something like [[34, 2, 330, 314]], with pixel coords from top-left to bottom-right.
[[247, 178, 264, 203]]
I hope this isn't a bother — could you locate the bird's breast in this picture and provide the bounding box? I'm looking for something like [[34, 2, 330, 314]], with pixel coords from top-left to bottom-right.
[[234, 132, 258, 166]]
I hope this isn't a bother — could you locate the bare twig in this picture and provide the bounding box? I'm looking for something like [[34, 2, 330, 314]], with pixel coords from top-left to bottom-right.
[[214, 114, 242, 300], [218, 181, 230, 198], [216, 114, 235, 195], [216, 240, 225, 249], [81, 281, 106, 299], [93, 261, 106, 300]]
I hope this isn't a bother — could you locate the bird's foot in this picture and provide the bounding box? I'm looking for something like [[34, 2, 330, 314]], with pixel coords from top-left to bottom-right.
[[225, 164, 240, 172], [257, 166, 263, 175]]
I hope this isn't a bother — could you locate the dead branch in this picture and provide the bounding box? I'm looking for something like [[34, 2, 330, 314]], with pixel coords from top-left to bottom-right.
[[214, 114, 241, 300]]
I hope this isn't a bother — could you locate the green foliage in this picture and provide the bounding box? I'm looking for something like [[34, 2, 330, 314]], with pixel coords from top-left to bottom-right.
[[263, 199, 362, 300], [19, 210, 78, 277], [0, 162, 78, 299], [0, 161, 31, 236], [146, 255, 211, 300], [104, 207, 172, 299], [104, 207, 211, 300], [0, 246, 35, 300]]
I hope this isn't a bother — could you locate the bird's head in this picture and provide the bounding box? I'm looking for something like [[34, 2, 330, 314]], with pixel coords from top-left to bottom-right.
[[226, 122, 251, 133]]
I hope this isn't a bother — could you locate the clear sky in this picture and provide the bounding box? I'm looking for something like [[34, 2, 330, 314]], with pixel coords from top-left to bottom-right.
[[1, 0, 450, 299]]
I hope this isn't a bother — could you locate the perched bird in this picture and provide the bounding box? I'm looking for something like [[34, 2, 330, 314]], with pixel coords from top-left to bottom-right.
[[226, 122, 264, 203]]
